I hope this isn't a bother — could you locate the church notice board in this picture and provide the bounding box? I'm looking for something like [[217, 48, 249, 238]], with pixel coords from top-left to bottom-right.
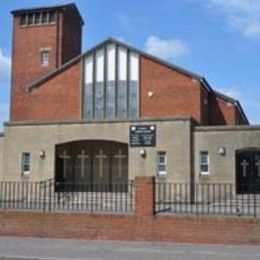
[[130, 125, 156, 147]]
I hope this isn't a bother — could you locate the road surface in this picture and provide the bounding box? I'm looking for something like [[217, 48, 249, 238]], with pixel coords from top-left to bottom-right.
[[0, 237, 259, 260]]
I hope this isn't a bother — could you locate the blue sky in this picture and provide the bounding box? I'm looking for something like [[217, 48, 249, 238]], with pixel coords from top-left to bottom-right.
[[0, 0, 260, 130]]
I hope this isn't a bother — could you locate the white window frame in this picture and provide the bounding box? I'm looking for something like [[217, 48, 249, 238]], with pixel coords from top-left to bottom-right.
[[22, 152, 31, 177], [157, 151, 167, 176], [200, 151, 210, 175]]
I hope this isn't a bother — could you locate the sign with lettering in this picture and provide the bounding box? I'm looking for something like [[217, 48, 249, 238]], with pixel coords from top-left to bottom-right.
[[130, 125, 156, 147]]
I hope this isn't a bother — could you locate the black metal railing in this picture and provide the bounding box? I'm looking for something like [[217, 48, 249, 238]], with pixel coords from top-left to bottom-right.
[[156, 183, 260, 217], [0, 179, 135, 213]]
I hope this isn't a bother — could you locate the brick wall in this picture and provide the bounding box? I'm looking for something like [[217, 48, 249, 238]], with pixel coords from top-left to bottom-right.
[[10, 7, 82, 122], [61, 7, 82, 65], [210, 95, 237, 125], [140, 56, 205, 124], [13, 61, 82, 121], [0, 177, 260, 245]]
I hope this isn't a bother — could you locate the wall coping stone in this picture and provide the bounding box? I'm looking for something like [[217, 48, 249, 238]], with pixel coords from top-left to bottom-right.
[[195, 125, 260, 132], [4, 116, 193, 128]]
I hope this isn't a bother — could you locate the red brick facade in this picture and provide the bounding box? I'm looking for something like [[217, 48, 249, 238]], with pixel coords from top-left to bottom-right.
[[14, 61, 82, 121], [9, 4, 248, 125], [210, 95, 237, 125], [10, 4, 82, 121], [140, 56, 203, 123], [0, 177, 259, 245]]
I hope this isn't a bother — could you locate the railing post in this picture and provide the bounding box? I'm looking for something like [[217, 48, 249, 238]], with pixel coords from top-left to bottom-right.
[[135, 176, 155, 216], [254, 184, 257, 218], [48, 179, 52, 212], [43, 180, 47, 212]]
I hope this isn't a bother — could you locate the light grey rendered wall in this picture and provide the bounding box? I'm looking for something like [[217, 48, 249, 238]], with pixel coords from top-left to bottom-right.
[[0, 134, 3, 181], [2, 118, 192, 182], [194, 125, 260, 184]]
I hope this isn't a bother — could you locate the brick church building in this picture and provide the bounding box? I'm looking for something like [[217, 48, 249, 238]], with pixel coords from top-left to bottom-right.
[[0, 3, 260, 193]]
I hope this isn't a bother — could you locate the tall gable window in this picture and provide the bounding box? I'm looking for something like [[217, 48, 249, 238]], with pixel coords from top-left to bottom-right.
[[83, 43, 139, 120]]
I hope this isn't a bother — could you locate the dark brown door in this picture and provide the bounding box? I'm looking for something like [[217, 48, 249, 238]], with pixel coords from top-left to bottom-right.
[[236, 149, 260, 194], [55, 141, 128, 192]]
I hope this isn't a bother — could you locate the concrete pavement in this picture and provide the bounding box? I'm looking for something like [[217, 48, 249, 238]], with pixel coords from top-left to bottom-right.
[[0, 237, 259, 260]]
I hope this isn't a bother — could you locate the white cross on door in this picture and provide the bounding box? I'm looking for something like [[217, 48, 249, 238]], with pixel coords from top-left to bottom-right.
[[240, 159, 249, 178], [96, 149, 107, 178], [60, 150, 70, 179], [114, 149, 126, 178], [77, 150, 89, 178]]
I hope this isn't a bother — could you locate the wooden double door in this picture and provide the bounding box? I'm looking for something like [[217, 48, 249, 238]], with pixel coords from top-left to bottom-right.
[[55, 140, 128, 191], [236, 149, 260, 194]]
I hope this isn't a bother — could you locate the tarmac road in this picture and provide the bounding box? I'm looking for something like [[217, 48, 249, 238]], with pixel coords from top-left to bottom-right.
[[0, 237, 259, 260]]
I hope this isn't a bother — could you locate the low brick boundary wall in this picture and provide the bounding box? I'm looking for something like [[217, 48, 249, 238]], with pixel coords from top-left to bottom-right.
[[0, 177, 260, 245], [0, 212, 260, 245]]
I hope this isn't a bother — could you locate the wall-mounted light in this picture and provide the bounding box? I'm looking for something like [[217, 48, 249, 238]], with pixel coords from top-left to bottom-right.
[[39, 150, 46, 159], [140, 149, 146, 158], [218, 147, 226, 156], [148, 91, 154, 98]]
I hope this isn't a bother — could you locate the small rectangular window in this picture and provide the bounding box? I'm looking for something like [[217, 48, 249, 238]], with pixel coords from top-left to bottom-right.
[[35, 12, 41, 24], [200, 151, 209, 175], [157, 151, 167, 176], [20, 14, 27, 26], [41, 50, 50, 67], [49, 11, 56, 23], [27, 13, 34, 25], [22, 153, 30, 176], [42, 12, 48, 24]]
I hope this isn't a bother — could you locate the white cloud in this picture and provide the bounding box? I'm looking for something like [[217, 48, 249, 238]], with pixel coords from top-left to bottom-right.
[[205, 0, 260, 37], [145, 35, 190, 60], [0, 49, 11, 86]]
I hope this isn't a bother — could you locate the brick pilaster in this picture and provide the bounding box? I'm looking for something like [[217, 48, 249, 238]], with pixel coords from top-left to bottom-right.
[[135, 176, 155, 216]]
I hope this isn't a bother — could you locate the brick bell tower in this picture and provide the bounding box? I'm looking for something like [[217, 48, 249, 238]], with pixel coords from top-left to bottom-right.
[[10, 3, 84, 121]]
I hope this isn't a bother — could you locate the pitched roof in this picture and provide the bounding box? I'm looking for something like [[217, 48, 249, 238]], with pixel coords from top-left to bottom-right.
[[11, 3, 84, 25], [27, 37, 203, 91], [26, 37, 249, 124]]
